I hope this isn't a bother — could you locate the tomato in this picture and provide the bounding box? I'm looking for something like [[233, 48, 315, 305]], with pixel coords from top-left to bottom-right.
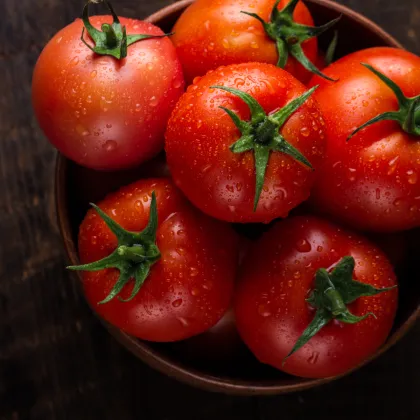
[[308, 47, 420, 232], [71, 178, 238, 342], [32, 1, 184, 170], [165, 62, 326, 223], [234, 216, 398, 378], [172, 0, 339, 84]]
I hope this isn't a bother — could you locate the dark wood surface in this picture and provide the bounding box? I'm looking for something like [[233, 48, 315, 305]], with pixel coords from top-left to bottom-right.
[[0, 0, 419, 419]]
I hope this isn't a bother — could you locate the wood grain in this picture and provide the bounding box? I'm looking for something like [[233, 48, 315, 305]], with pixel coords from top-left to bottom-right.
[[0, 0, 419, 419]]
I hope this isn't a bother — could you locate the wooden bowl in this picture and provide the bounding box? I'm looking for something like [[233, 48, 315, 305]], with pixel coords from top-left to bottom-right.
[[56, 0, 419, 395]]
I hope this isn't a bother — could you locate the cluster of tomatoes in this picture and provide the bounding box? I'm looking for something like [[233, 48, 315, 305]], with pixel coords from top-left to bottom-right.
[[32, 0, 420, 379]]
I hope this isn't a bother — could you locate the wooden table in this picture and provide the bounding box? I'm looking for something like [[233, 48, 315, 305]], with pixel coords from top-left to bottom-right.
[[1, 0, 419, 419]]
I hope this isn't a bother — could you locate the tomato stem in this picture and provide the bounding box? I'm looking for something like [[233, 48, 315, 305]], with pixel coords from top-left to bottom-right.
[[348, 63, 420, 139], [80, 0, 173, 60], [67, 192, 161, 304], [283, 256, 396, 364], [212, 85, 315, 211], [241, 0, 341, 81]]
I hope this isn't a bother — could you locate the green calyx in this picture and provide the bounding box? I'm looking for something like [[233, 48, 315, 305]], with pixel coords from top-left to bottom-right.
[[284, 256, 397, 364], [68, 192, 161, 305], [349, 63, 420, 139], [81, 0, 173, 59], [241, 0, 341, 81], [212, 85, 316, 211]]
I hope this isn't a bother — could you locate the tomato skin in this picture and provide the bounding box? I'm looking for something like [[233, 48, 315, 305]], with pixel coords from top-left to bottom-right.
[[78, 178, 238, 342], [32, 17, 184, 170], [234, 216, 398, 378], [308, 47, 420, 232], [172, 0, 317, 84], [165, 62, 326, 223]]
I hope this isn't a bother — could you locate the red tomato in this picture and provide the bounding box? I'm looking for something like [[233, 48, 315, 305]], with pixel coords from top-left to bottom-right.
[[165, 62, 326, 223], [172, 0, 333, 84], [308, 47, 420, 232], [32, 4, 184, 170], [235, 216, 398, 378], [74, 178, 238, 342]]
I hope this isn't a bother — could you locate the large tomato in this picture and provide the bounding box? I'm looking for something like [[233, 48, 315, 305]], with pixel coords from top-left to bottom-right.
[[308, 47, 420, 232], [71, 178, 238, 342], [165, 62, 326, 223], [32, 1, 184, 170], [172, 0, 338, 84], [234, 216, 398, 378]]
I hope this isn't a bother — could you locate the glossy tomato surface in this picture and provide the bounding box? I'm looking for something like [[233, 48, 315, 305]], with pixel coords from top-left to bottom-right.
[[33, 17, 184, 170], [172, 0, 317, 84], [234, 216, 398, 378], [165, 62, 326, 224], [308, 47, 420, 232], [78, 179, 238, 342]]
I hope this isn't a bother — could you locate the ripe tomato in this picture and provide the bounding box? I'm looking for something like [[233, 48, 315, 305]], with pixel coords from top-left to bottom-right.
[[308, 47, 420, 232], [71, 178, 238, 342], [32, 1, 184, 170], [165, 62, 326, 223], [234, 216, 398, 378], [172, 0, 338, 84]]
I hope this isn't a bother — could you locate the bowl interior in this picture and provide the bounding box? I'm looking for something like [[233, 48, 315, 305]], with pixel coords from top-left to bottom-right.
[[57, 0, 419, 395]]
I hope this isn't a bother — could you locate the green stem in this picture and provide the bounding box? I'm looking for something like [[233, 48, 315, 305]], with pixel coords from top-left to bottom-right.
[[349, 63, 420, 139], [241, 0, 340, 80], [81, 0, 173, 60], [212, 85, 315, 210], [68, 192, 161, 304], [283, 256, 397, 364]]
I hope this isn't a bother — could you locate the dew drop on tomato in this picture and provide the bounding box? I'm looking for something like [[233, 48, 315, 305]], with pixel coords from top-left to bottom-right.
[[102, 140, 117, 152]]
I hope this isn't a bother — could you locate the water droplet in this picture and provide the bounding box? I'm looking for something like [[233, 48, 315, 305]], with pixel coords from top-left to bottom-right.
[[202, 281, 213, 291], [177, 317, 189, 327], [172, 299, 183, 308], [222, 38, 230, 48], [90, 70, 97, 79], [376, 188, 381, 200], [348, 168, 356, 182], [146, 62, 154, 71], [191, 286, 200, 296], [56, 36, 63, 44], [273, 184, 287, 199], [102, 140, 117, 152], [173, 79, 182, 89], [135, 200, 144, 211], [135, 103, 141, 112], [258, 304, 271, 317], [388, 156, 399, 175], [177, 229, 185, 236], [208, 42, 215, 50], [250, 41, 259, 49], [362, 100, 369, 107], [70, 56, 79, 66], [317, 246, 323, 252], [76, 124, 90, 137], [226, 184, 234, 193], [190, 267, 199, 277], [293, 271, 301, 279], [295, 239, 311, 253], [307, 351, 320, 364], [86, 95, 92, 103], [407, 170, 418, 184], [393, 198, 404, 207], [106, 123, 112, 129], [176, 248, 186, 256], [228, 205, 236, 213], [410, 205, 418, 213]]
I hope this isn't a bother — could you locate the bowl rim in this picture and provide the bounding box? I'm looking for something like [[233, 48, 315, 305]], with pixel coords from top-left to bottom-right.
[[55, 0, 415, 396]]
